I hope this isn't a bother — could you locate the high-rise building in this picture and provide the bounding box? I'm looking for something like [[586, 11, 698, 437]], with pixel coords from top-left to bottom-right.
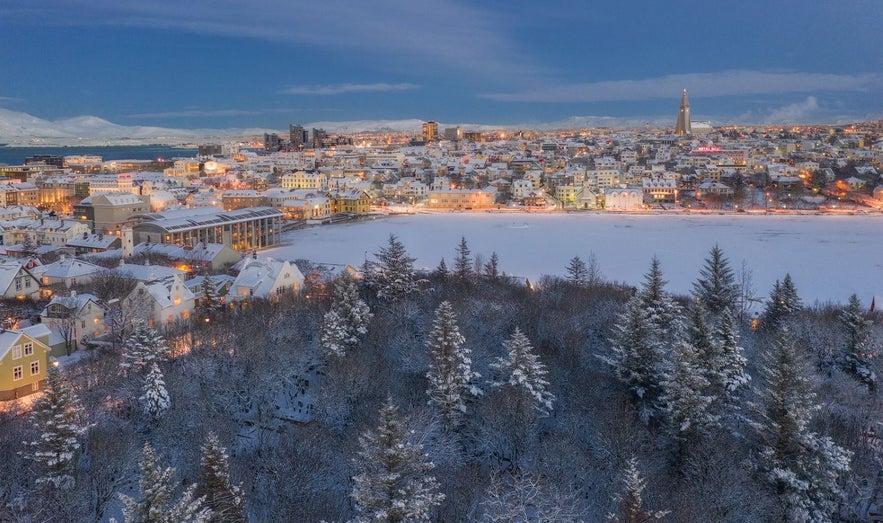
[[422, 121, 439, 143], [675, 89, 691, 136], [263, 133, 283, 152], [443, 127, 463, 141], [289, 124, 305, 150]]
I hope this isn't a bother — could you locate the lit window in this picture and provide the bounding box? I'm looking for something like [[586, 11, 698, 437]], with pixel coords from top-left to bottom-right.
[[23, 343, 33, 356], [13, 366, 23, 381], [30, 361, 39, 375]]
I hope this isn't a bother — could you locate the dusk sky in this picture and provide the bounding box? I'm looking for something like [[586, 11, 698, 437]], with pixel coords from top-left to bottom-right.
[[1, 0, 881, 129]]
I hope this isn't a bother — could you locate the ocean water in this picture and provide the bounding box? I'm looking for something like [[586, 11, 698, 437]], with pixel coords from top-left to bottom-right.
[[0, 145, 197, 166]]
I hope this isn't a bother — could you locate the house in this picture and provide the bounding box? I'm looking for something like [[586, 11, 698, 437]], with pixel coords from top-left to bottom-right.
[[229, 255, 304, 302], [111, 259, 187, 283], [604, 187, 644, 211], [66, 233, 122, 254], [123, 276, 195, 327], [0, 262, 41, 299], [185, 274, 235, 307], [29, 255, 105, 289], [0, 325, 51, 400], [40, 291, 106, 356]]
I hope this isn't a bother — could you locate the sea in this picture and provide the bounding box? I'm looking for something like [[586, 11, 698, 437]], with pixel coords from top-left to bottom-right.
[[0, 145, 198, 166]]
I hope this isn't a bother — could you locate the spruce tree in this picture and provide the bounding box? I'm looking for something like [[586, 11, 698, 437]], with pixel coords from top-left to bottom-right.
[[195, 433, 246, 523], [713, 308, 750, 409], [122, 323, 170, 372], [351, 397, 444, 522], [754, 329, 851, 522], [660, 339, 716, 453], [483, 252, 500, 282], [320, 275, 372, 358], [762, 274, 802, 331], [21, 233, 36, 256], [489, 327, 555, 418], [433, 258, 449, 279], [693, 245, 739, 317], [839, 294, 878, 391], [639, 257, 684, 347], [140, 362, 171, 421], [453, 236, 473, 281], [425, 301, 481, 429], [607, 457, 668, 523], [198, 274, 221, 315], [374, 234, 419, 301], [566, 256, 589, 287], [22, 365, 88, 490], [119, 443, 211, 523]]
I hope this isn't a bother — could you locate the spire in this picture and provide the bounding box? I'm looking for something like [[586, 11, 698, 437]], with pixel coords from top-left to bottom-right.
[[675, 89, 691, 136]]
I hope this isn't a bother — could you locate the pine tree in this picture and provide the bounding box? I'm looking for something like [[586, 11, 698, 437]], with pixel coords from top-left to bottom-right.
[[453, 236, 473, 281], [489, 327, 555, 417], [566, 256, 589, 287], [22, 365, 88, 490], [21, 232, 36, 256], [839, 294, 878, 391], [320, 275, 373, 358], [483, 252, 500, 282], [433, 258, 449, 279], [425, 301, 481, 429], [140, 362, 171, 421], [351, 397, 444, 522], [607, 458, 668, 523], [754, 329, 851, 522], [119, 443, 211, 523], [638, 257, 684, 347], [762, 274, 802, 330], [660, 339, 716, 452], [122, 323, 170, 372], [195, 433, 246, 523], [198, 273, 221, 314], [374, 234, 419, 301], [692, 245, 739, 317], [713, 308, 750, 408]]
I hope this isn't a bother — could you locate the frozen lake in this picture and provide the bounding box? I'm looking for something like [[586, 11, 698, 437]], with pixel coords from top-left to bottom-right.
[[266, 213, 883, 305]]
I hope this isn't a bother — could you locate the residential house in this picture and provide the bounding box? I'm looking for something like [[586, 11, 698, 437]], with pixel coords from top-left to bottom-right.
[[123, 276, 195, 327], [604, 187, 644, 211], [29, 255, 105, 289], [0, 325, 51, 400], [0, 262, 40, 299], [40, 291, 106, 355], [230, 255, 304, 302]]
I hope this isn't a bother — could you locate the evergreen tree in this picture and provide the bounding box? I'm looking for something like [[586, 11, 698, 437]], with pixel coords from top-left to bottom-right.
[[21, 232, 36, 256], [374, 234, 419, 301], [119, 443, 211, 523], [762, 274, 802, 330], [754, 329, 851, 522], [198, 273, 221, 315], [566, 256, 589, 287], [660, 339, 716, 452], [320, 275, 373, 358], [195, 433, 247, 523], [839, 294, 878, 391], [122, 323, 170, 372], [433, 258, 449, 279], [638, 257, 684, 347], [140, 362, 171, 421], [483, 252, 500, 282], [713, 308, 750, 408], [22, 365, 88, 490], [607, 457, 668, 523], [692, 245, 739, 317], [425, 301, 481, 429], [351, 397, 444, 522], [453, 236, 474, 281], [489, 327, 555, 417]]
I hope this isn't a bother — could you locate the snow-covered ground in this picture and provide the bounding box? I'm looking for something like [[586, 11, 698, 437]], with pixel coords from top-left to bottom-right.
[[266, 213, 883, 306]]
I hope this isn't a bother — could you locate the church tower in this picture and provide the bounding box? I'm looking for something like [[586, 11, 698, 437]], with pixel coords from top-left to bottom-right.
[[675, 89, 691, 136]]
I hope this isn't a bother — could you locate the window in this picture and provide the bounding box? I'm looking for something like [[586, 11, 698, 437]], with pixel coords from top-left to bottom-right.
[[30, 361, 39, 376], [23, 343, 33, 356], [13, 366, 22, 381], [25, 279, 30, 288], [12, 345, 21, 359]]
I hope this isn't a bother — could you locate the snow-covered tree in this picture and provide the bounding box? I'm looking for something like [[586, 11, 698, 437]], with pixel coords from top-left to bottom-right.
[[566, 256, 589, 287], [21, 233, 36, 256], [453, 236, 473, 281], [434, 258, 449, 279], [119, 443, 211, 523], [693, 245, 739, 317], [122, 323, 170, 372], [839, 294, 878, 391], [754, 329, 852, 522], [478, 470, 581, 522], [639, 257, 684, 346], [22, 365, 88, 490], [712, 308, 750, 409], [140, 362, 170, 421], [320, 275, 373, 358], [373, 234, 419, 301], [489, 327, 555, 417], [195, 433, 246, 523], [483, 252, 500, 282], [608, 457, 668, 523], [762, 274, 802, 331], [660, 339, 716, 450], [351, 397, 444, 522], [197, 273, 221, 314], [425, 301, 481, 429]]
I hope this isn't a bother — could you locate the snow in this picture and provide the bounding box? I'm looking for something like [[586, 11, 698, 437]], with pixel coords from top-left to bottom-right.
[[267, 213, 883, 305]]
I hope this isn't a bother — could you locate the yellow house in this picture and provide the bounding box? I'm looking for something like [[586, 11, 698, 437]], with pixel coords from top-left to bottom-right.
[[331, 190, 372, 214], [0, 324, 52, 400]]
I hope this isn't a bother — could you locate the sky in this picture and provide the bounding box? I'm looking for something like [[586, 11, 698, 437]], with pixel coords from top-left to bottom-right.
[[1, 0, 882, 130]]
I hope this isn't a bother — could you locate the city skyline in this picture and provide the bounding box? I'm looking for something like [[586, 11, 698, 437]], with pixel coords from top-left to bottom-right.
[[1, 0, 881, 129]]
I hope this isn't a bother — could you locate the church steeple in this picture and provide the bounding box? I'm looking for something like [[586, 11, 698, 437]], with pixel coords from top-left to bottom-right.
[[675, 89, 691, 136]]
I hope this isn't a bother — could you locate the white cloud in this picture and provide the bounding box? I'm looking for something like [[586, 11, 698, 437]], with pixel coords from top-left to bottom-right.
[[128, 108, 293, 118], [283, 83, 420, 96], [482, 71, 883, 103], [763, 96, 819, 124]]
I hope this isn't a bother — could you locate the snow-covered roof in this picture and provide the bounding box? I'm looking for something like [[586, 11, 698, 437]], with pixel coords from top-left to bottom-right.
[[28, 257, 104, 280]]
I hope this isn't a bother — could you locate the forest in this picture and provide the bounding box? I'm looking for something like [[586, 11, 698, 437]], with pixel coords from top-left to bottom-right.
[[1, 236, 880, 522]]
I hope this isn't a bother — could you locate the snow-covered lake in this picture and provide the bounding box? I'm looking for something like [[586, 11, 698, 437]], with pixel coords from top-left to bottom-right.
[[266, 213, 883, 305]]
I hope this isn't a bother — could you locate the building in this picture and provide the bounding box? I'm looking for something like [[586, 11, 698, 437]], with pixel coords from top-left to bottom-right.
[[422, 121, 439, 143], [675, 89, 691, 136], [40, 292, 106, 355], [443, 127, 463, 141], [73, 192, 148, 234], [264, 133, 283, 152], [132, 207, 283, 252], [229, 255, 304, 302], [124, 276, 196, 327], [604, 187, 644, 211], [198, 144, 223, 157], [289, 124, 305, 150], [281, 171, 327, 190], [29, 255, 105, 288], [427, 188, 497, 210], [0, 325, 51, 400], [330, 190, 372, 214], [0, 217, 91, 248], [0, 262, 41, 299], [221, 190, 266, 211], [0, 183, 40, 208]]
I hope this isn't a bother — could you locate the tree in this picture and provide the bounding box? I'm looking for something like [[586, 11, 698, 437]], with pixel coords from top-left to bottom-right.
[[839, 294, 878, 391], [711, 308, 750, 412], [197, 274, 221, 315], [425, 301, 481, 429], [433, 258, 449, 279], [320, 275, 373, 359], [477, 470, 581, 522], [351, 397, 444, 522], [119, 443, 211, 523], [754, 329, 852, 522], [453, 236, 473, 281], [122, 323, 170, 372], [490, 327, 555, 418], [195, 433, 246, 523], [693, 245, 739, 317], [21, 233, 36, 256], [607, 458, 668, 523], [762, 274, 802, 331], [140, 362, 170, 421], [639, 257, 683, 345], [483, 252, 500, 282], [566, 256, 589, 287], [660, 339, 716, 455], [373, 235, 419, 301], [22, 365, 88, 490]]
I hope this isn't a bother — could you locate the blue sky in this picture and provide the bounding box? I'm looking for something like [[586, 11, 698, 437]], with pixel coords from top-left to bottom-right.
[[1, 0, 881, 129]]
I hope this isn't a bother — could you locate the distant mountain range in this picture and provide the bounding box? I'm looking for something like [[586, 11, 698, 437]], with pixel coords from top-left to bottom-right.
[[0, 108, 675, 146]]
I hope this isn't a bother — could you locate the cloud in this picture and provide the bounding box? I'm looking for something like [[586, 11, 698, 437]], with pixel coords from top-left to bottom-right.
[[128, 108, 293, 119], [481, 70, 883, 103], [282, 83, 420, 96], [763, 96, 819, 124]]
